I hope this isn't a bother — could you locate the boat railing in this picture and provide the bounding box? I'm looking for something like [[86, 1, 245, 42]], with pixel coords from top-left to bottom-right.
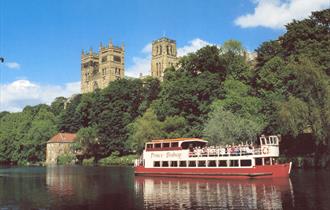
[[189, 146, 263, 158]]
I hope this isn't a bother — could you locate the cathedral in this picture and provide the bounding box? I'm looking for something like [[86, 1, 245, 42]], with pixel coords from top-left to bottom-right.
[[81, 40, 125, 93], [81, 37, 178, 93]]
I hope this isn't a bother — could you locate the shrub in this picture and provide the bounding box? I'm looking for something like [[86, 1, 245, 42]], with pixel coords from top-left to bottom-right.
[[82, 157, 95, 166], [57, 154, 76, 165], [98, 154, 138, 166]]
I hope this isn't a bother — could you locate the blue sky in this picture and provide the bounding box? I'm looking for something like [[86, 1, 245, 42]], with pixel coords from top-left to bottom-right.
[[0, 0, 329, 111]]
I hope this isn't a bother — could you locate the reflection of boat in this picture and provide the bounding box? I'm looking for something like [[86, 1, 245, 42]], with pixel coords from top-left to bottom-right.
[[134, 135, 292, 178], [135, 176, 294, 209]]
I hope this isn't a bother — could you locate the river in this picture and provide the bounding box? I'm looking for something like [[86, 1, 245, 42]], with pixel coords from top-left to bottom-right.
[[0, 166, 329, 209]]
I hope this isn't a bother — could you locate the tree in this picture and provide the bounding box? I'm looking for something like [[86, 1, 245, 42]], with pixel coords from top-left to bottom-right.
[[75, 126, 100, 160], [203, 79, 266, 145], [50, 97, 67, 116], [127, 108, 164, 153], [204, 106, 263, 145], [154, 45, 229, 136]]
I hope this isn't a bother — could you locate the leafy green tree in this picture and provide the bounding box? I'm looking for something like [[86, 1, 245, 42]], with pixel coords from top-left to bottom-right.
[[57, 94, 82, 132], [50, 97, 67, 116], [96, 79, 146, 155], [75, 126, 100, 160], [162, 115, 187, 138], [127, 108, 164, 153], [280, 9, 330, 75], [204, 106, 263, 145], [204, 79, 266, 145]]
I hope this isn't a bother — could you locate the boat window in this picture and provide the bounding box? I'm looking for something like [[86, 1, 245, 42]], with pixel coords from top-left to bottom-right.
[[230, 160, 239, 167], [181, 141, 206, 149], [154, 161, 160, 167], [264, 157, 271, 165], [171, 142, 179, 147], [188, 161, 196, 167], [170, 161, 178, 167], [146, 144, 153, 149], [179, 161, 187, 167], [240, 159, 252, 166], [198, 161, 206, 167], [155, 143, 161, 148], [163, 143, 170, 148], [218, 160, 227, 167], [208, 160, 217, 167], [255, 158, 262, 166], [162, 161, 169, 167]]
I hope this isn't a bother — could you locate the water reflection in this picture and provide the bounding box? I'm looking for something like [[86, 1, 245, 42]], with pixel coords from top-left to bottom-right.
[[135, 176, 294, 209]]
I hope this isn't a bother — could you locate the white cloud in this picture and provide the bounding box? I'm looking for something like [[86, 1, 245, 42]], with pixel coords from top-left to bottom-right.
[[0, 80, 80, 112], [235, 0, 329, 29], [126, 55, 151, 78], [4, 62, 20, 69], [177, 38, 212, 57], [126, 38, 214, 78]]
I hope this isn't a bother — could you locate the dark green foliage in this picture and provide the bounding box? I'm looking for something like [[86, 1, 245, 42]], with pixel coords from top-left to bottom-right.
[[0, 105, 57, 164]]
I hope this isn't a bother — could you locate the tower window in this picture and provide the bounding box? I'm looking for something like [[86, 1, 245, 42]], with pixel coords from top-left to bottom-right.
[[159, 45, 162, 55], [113, 55, 121, 63], [167, 45, 169, 55], [102, 56, 107, 63]]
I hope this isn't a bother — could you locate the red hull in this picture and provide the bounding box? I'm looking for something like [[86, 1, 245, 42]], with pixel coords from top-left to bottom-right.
[[134, 163, 291, 179]]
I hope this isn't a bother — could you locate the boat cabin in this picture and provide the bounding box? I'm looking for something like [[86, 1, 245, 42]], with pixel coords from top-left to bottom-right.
[[138, 135, 282, 169], [145, 138, 207, 151]]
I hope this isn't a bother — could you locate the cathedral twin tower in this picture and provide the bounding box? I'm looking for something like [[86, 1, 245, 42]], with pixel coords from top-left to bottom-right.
[[81, 37, 178, 93]]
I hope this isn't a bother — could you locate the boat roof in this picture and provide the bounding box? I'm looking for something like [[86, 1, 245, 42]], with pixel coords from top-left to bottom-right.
[[150, 138, 207, 143]]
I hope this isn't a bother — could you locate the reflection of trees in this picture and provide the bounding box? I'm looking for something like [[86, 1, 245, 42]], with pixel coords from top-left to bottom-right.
[[135, 177, 293, 209], [0, 167, 49, 209]]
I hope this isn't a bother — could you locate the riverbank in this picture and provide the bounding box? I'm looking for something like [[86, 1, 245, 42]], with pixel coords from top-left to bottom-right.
[[54, 153, 138, 166]]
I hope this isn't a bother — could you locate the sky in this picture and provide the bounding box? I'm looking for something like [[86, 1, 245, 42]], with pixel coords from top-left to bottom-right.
[[0, 0, 329, 112]]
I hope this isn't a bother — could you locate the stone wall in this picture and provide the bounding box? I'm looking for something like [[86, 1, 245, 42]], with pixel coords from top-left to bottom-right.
[[46, 143, 74, 164]]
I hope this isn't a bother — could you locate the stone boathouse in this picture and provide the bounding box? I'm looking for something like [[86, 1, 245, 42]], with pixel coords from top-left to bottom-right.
[[46, 132, 76, 164]]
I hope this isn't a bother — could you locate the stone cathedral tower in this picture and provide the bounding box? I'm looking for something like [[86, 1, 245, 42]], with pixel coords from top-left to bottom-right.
[[81, 39, 125, 93], [151, 37, 178, 81]]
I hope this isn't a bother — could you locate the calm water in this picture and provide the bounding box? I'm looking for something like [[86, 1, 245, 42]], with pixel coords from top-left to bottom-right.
[[0, 166, 329, 210]]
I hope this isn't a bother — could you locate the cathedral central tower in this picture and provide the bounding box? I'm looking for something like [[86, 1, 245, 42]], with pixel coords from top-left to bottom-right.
[[151, 37, 178, 81]]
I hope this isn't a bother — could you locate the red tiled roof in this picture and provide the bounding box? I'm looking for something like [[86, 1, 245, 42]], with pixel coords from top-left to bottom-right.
[[48, 133, 76, 143]]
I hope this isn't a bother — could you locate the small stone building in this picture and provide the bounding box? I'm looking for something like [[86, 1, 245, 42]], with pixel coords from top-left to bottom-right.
[[46, 133, 76, 164]]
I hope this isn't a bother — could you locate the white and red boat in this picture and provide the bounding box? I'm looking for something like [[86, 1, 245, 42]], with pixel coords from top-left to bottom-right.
[[134, 135, 292, 179]]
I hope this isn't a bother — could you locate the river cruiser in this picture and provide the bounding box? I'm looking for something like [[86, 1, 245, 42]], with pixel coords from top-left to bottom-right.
[[134, 135, 292, 178]]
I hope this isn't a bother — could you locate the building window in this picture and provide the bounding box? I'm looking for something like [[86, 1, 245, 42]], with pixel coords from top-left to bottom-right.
[[102, 56, 107, 63], [159, 45, 162, 55], [156, 63, 159, 75], [113, 55, 121, 63], [167, 45, 169, 55], [93, 81, 99, 90]]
